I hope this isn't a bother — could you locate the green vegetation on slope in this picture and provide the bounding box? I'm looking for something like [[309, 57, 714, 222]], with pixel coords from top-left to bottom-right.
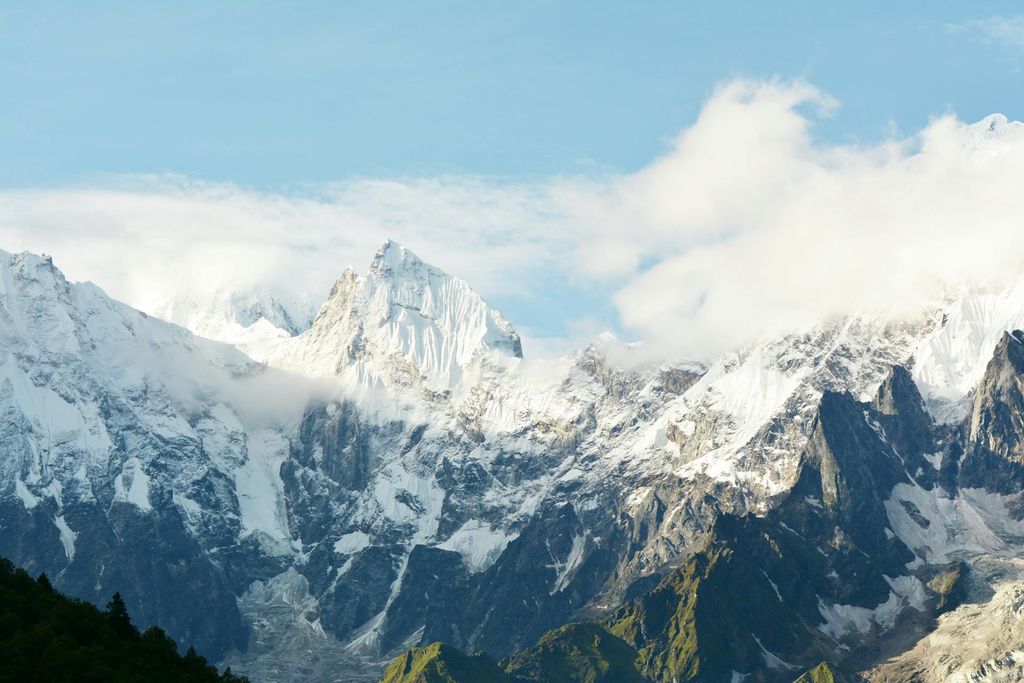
[[0, 557, 247, 683], [604, 550, 711, 682], [379, 642, 513, 683], [603, 513, 833, 683], [502, 622, 646, 683], [792, 661, 843, 683], [928, 562, 968, 613], [379, 482, 947, 683], [379, 518, 807, 683], [379, 530, 757, 683]]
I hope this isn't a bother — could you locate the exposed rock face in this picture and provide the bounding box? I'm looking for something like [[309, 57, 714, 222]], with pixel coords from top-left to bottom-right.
[[381, 325, 1024, 681], [963, 331, 1024, 491], [873, 364, 935, 465], [379, 374, 977, 680], [793, 390, 914, 571]]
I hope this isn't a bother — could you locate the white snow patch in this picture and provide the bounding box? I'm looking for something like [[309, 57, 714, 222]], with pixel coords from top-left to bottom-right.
[[0, 359, 105, 466], [760, 569, 783, 602], [885, 483, 1024, 565], [438, 519, 516, 573], [336, 557, 355, 577], [887, 575, 928, 612], [14, 480, 38, 509], [558, 467, 585, 483], [334, 531, 371, 555], [912, 285, 1024, 423], [752, 635, 799, 670], [550, 533, 587, 594], [871, 591, 905, 630], [817, 577, 923, 640], [702, 347, 807, 446], [53, 515, 76, 561], [235, 429, 292, 554], [363, 462, 447, 549], [113, 457, 152, 512], [817, 600, 875, 640], [173, 493, 203, 527]]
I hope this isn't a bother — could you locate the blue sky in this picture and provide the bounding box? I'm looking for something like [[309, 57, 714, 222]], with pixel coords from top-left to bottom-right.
[[3, 1, 1022, 188], [3, 2, 1024, 356]]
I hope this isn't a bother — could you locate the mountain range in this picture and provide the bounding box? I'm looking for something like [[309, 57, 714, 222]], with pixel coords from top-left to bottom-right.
[[5, 240, 1024, 681]]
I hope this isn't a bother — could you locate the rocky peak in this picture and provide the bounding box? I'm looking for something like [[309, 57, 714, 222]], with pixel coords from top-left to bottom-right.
[[968, 330, 1024, 450], [368, 239, 431, 281], [791, 391, 912, 567], [0, 249, 263, 660], [873, 365, 927, 420], [0, 251, 83, 357], [961, 330, 1024, 490], [871, 365, 935, 465], [279, 240, 523, 391], [2, 250, 66, 297]]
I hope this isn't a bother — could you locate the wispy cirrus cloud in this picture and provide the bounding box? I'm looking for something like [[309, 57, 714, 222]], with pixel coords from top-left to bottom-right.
[[949, 15, 1024, 50]]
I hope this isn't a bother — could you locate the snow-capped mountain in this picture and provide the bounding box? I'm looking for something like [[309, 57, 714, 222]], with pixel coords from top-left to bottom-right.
[[8, 241, 1024, 681], [0, 250, 307, 656], [258, 239, 523, 394]]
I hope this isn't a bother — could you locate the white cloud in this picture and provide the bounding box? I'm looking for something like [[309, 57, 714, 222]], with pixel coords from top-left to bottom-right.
[[583, 79, 1024, 360], [3, 78, 1024, 364], [0, 174, 581, 331]]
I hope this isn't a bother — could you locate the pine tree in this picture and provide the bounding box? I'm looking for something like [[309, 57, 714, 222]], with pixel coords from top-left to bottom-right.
[[35, 572, 53, 592], [106, 592, 135, 638], [0, 557, 247, 681]]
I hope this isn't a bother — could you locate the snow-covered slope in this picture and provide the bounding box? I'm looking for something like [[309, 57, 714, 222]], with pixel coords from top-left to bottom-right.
[[153, 287, 316, 357], [0, 249, 310, 656], [911, 285, 1024, 423], [262, 240, 522, 394]]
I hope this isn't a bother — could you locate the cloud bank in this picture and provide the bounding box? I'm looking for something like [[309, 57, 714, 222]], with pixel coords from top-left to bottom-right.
[[572, 79, 1024, 359], [3, 78, 1024, 362]]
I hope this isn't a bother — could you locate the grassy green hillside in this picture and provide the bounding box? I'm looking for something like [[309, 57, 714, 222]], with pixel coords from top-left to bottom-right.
[[792, 662, 843, 683], [502, 622, 646, 683], [380, 642, 513, 683]]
